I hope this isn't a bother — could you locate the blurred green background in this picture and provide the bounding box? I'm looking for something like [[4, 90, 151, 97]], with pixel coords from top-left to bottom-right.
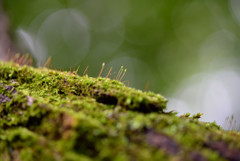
[[1, 0, 240, 130]]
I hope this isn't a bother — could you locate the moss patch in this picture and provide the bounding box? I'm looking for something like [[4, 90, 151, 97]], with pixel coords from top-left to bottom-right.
[[0, 61, 240, 161]]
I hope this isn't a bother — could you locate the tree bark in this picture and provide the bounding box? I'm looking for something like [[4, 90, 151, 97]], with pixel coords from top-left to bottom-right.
[[0, 61, 240, 161], [0, 3, 14, 60]]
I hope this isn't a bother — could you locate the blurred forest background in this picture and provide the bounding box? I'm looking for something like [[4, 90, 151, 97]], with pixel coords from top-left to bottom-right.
[[1, 0, 240, 130]]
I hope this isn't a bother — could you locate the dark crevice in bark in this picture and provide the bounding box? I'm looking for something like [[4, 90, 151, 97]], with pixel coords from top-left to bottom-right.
[[204, 140, 240, 161]]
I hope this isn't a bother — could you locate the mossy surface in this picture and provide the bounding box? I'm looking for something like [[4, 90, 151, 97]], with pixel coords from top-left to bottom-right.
[[0, 61, 240, 161]]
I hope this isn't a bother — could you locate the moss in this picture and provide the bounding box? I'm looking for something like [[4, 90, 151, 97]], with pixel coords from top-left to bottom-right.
[[0, 61, 240, 161]]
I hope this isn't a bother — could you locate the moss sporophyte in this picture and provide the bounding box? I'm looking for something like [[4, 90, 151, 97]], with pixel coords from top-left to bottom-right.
[[0, 58, 240, 161]]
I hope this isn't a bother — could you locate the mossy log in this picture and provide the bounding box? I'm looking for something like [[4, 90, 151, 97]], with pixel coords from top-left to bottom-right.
[[0, 61, 240, 161]]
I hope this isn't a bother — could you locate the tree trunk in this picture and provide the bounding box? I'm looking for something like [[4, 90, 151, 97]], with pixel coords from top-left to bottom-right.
[[0, 3, 14, 60]]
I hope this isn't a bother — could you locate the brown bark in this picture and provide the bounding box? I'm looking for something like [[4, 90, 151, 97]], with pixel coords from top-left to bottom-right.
[[0, 3, 14, 60]]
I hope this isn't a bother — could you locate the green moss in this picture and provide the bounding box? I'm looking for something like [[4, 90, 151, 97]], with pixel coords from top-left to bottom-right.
[[0, 61, 240, 161]]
